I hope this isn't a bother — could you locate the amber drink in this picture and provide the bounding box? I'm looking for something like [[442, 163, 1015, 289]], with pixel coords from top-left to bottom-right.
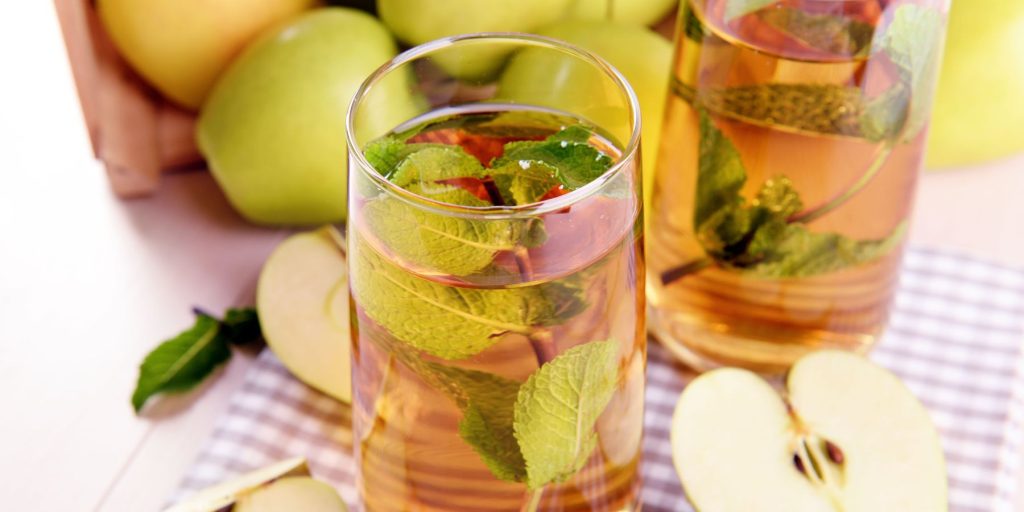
[[346, 35, 644, 511], [648, 0, 948, 372]]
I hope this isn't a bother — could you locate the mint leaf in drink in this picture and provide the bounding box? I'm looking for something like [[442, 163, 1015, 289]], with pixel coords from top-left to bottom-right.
[[490, 161, 561, 205], [725, 0, 778, 21], [859, 84, 911, 142], [758, 7, 874, 56], [514, 340, 620, 489], [390, 146, 487, 187], [362, 136, 448, 179], [696, 84, 866, 137], [352, 237, 585, 360], [742, 222, 907, 277], [869, 4, 945, 141], [493, 126, 613, 190], [694, 111, 747, 228], [682, 1, 708, 42]]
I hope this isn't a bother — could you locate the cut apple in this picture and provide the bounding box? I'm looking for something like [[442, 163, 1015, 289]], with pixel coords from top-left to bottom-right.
[[235, 477, 348, 512], [671, 350, 947, 512], [257, 227, 351, 403], [165, 457, 309, 512]]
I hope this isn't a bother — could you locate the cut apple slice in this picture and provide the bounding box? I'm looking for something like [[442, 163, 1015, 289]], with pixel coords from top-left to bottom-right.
[[235, 477, 348, 512], [257, 227, 351, 403], [671, 350, 947, 512], [165, 457, 309, 512]]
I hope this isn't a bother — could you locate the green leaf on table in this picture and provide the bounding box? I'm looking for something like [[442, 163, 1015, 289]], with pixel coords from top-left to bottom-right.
[[696, 84, 867, 137], [725, 0, 778, 21], [758, 7, 874, 56], [869, 4, 945, 141], [490, 160, 561, 205], [492, 126, 613, 190], [131, 314, 230, 412], [513, 340, 620, 489], [352, 236, 585, 360], [221, 307, 262, 345]]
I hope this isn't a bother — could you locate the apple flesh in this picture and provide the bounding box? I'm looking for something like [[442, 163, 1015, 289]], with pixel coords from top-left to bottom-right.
[[671, 351, 947, 512], [165, 457, 309, 512], [198, 8, 410, 226], [257, 227, 351, 403], [235, 477, 347, 512], [98, 0, 315, 110]]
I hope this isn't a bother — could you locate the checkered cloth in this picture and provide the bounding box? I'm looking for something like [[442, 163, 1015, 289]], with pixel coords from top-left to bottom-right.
[[170, 248, 1024, 511]]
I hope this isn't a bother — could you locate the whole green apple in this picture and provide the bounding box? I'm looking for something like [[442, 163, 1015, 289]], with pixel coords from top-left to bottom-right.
[[500, 21, 672, 210], [567, 0, 677, 26], [98, 0, 316, 110], [199, 8, 410, 226], [926, 0, 1024, 168]]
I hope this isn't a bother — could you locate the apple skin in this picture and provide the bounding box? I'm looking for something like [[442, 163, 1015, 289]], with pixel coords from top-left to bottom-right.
[[567, 0, 677, 26], [198, 9, 407, 226], [501, 21, 672, 210], [235, 477, 347, 512], [98, 0, 316, 110], [926, 0, 1024, 168]]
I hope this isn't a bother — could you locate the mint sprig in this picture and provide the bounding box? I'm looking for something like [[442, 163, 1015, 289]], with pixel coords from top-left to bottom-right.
[[131, 307, 261, 412]]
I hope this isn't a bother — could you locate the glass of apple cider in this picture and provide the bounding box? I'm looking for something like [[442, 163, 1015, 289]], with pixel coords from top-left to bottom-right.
[[648, 0, 949, 373], [345, 34, 645, 511]]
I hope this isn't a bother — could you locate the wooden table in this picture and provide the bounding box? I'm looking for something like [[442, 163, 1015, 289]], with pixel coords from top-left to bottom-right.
[[3, 2, 1023, 511]]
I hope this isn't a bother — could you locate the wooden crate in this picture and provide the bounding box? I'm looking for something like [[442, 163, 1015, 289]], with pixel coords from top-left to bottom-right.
[[53, 0, 203, 198]]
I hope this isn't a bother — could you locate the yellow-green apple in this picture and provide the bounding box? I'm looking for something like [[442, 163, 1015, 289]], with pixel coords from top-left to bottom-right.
[[567, 0, 677, 26], [199, 9, 411, 226], [926, 0, 1024, 168], [500, 21, 672, 210], [98, 0, 316, 110], [257, 227, 351, 403], [166, 457, 309, 512], [235, 477, 347, 512]]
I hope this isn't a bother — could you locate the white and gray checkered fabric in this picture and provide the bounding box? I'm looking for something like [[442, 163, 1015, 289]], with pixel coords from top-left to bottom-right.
[[170, 248, 1024, 511]]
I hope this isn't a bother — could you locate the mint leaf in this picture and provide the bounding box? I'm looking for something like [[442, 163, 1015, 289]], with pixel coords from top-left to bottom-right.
[[869, 4, 944, 141], [490, 161, 561, 205], [859, 84, 911, 142], [221, 307, 261, 345], [742, 222, 907, 277], [131, 313, 230, 412], [352, 237, 585, 360], [513, 340, 620, 489], [493, 126, 613, 190], [362, 136, 447, 179], [725, 0, 777, 21], [694, 111, 747, 228], [682, 1, 707, 42], [464, 110, 570, 139], [697, 84, 866, 137], [758, 7, 874, 56], [390, 146, 487, 187]]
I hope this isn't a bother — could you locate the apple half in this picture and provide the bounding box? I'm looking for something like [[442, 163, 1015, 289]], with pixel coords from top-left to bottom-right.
[[235, 477, 347, 512], [671, 351, 947, 512], [165, 457, 309, 512], [257, 227, 351, 403]]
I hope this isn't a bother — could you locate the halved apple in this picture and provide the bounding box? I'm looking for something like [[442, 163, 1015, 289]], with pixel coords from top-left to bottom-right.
[[235, 477, 347, 512], [165, 457, 309, 512], [257, 227, 351, 402], [671, 351, 947, 512]]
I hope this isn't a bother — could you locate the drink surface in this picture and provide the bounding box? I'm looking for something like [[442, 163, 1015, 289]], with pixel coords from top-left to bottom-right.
[[348, 108, 645, 511], [649, 0, 946, 371]]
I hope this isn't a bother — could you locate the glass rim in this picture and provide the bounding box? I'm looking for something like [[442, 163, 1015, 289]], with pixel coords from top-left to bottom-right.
[[345, 32, 642, 220]]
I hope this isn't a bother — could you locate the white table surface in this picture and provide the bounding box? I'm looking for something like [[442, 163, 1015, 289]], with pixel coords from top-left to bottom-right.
[[2, 3, 1023, 511]]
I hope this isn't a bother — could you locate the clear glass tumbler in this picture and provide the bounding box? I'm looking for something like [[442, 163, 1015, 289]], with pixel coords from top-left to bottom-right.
[[346, 34, 645, 511], [648, 0, 950, 373]]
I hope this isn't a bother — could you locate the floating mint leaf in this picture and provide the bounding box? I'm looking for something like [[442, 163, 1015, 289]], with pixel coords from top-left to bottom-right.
[[697, 84, 867, 137], [758, 7, 874, 56], [493, 126, 613, 190], [352, 237, 584, 360], [514, 340, 620, 489], [870, 4, 945, 141], [742, 222, 907, 277], [725, 0, 778, 21], [131, 313, 231, 412], [390, 146, 487, 187], [362, 136, 448, 179], [490, 160, 561, 205], [464, 110, 570, 139]]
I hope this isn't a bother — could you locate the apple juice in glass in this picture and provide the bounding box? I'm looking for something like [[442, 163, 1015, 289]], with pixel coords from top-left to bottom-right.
[[345, 35, 644, 511], [648, 0, 949, 372]]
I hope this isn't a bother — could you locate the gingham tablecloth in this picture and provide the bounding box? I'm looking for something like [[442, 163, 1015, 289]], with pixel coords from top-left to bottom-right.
[[169, 248, 1024, 511]]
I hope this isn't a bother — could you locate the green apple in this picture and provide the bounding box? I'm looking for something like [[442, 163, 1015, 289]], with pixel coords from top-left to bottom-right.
[[377, 0, 573, 79], [927, 0, 1024, 168], [257, 227, 351, 403], [98, 0, 315, 110], [166, 457, 309, 512], [198, 8, 412, 226], [235, 477, 347, 512], [500, 21, 672, 210], [567, 0, 677, 26], [671, 351, 947, 511]]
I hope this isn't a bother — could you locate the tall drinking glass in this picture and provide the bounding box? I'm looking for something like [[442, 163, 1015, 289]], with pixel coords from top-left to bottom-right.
[[648, 0, 950, 373], [346, 34, 644, 511]]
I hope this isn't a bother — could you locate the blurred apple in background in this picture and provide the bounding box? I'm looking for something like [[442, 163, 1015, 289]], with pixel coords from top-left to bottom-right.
[[198, 9, 410, 226], [501, 21, 672, 210], [567, 0, 677, 26], [98, 0, 316, 110], [926, 0, 1024, 168]]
